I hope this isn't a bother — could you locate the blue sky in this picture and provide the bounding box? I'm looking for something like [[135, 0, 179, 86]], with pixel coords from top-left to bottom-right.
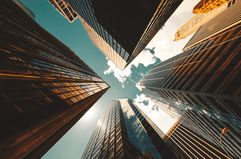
[[20, 0, 199, 158]]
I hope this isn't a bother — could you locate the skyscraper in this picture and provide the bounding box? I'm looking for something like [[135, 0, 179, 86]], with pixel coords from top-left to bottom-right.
[[183, 109, 241, 158], [139, 1, 241, 157], [133, 100, 234, 159], [184, 0, 241, 50], [0, 1, 109, 158], [174, 3, 227, 41], [193, 0, 232, 14], [48, 0, 78, 23], [49, 0, 183, 69], [81, 99, 175, 159], [140, 0, 241, 129], [131, 98, 232, 159], [164, 121, 231, 159]]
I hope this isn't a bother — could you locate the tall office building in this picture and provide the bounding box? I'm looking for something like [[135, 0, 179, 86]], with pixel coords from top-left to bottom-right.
[[48, 0, 78, 23], [183, 110, 241, 158], [140, 0, 241, 128], [49, 0, 183, 70], [81, 99, 176, 159], [193, 0, 231, 14], [174, 3, 227, 41], [164, 121, 230, 159], [139, 1, 241, 157], [184, 0, 241, 50], [0, 1, 109, 159], [130, 98, 231, 159]]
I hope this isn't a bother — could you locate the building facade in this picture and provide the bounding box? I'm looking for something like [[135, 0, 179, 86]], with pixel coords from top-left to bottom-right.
[[130, 98, 232, 159], [48, 0, 78, 23], [193, 0, 231, 14], [184, 0, 241, 50], [174, 3, 227, 41], [139, 1, 241, 157], [183, 110, 241, 158], [50, 0, 183, 69], [0, 1, 109, 158], [140, 0, 241, 127], [164, 121, 231, 159], [81, 99, 176, 159]]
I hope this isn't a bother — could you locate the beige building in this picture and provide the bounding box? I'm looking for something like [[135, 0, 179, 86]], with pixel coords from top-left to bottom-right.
[[184, 0, 241, 50], [174, 4, 227, 41]]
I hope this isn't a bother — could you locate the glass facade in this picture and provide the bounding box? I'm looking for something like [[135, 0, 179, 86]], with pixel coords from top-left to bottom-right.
[[139, 2, 241, 157], [81, 99, 166, 159], [165, 122, 230, 159], [121, 100, 161, 159], [52, 0, 183, 69], [0, 1, 109, 159], [184, 0, 241, 50], [132, 101, 232, 159]]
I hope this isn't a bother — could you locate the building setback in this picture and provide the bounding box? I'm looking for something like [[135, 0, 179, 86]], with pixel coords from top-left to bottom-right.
[[49, 0, 183, 70], [0, 1, 109, 158], [81, 99, 176, 159]]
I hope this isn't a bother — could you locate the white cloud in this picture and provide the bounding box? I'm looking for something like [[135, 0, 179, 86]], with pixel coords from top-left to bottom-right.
[[104, 58, 132, 85], [104, 48, 158, 87], [144, 0, 200, 61], [134, 94, 180, 134], [104, 0, 200, 85]]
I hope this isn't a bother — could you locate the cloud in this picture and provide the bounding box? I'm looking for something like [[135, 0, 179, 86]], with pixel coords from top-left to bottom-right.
[[133, 94, 180, 134], [144, 0, 200, 61], [104, 48, 159, 87], [104, 0, 200, 86], [104, 59, 132, 85], [133, 93, 157, 113]]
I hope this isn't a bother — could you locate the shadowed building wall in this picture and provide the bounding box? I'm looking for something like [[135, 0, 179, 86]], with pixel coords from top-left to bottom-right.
[[50, 0, 183, 69], [0, 1, 109, 158]]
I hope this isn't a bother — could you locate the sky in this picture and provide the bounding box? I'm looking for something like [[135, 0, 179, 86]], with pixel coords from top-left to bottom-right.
[[20, 0, 199, 158]]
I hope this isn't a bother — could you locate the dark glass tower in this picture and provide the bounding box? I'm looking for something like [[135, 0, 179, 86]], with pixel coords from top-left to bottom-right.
[[139, 1, 241, 157], [0, 1, 109, 158], [50, 0, 183, 69], [81, 99, 175, 159]]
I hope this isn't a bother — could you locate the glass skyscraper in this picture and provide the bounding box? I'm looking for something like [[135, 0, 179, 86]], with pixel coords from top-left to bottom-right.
[[50, 0, 183, 69], [139, 1, 241, 158], [0, 1, 109, 158], [134, 100, 233, 159], [81, 99, 175, 159], [140, 0, 241, 130]]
